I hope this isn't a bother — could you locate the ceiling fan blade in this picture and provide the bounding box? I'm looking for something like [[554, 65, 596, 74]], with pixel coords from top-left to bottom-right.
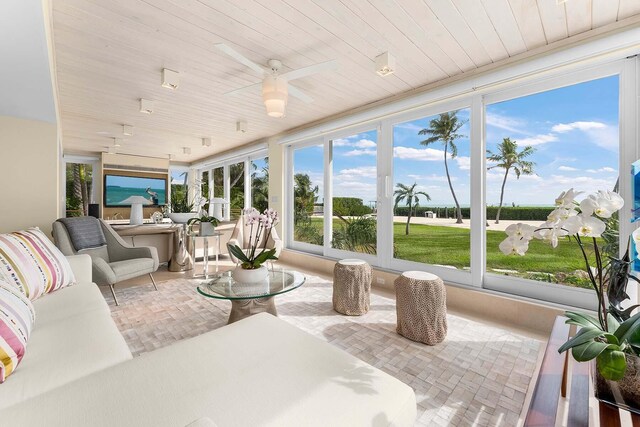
[[281, 60, 338, 81], [215, 43, 266, 77], [224, 82, 261, 96], [288, 84, 313, 103]]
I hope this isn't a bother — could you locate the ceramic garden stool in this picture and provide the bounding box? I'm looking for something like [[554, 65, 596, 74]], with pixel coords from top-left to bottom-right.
[[395, 271, 447, 345], [332, 259, 372, 315]]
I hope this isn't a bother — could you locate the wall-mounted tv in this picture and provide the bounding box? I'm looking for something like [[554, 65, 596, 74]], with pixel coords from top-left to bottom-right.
[[104, 174, 167, 207]]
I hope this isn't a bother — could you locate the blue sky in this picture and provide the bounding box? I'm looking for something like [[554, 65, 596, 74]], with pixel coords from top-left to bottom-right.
[[294, 76, 619, 207]]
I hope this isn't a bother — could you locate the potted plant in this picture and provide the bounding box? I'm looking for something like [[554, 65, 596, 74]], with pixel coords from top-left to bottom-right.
[[167, 191, 207, 224], [187, 215, 219, 236], [500, 188, 640, 413], [228, 208, 279, 283]]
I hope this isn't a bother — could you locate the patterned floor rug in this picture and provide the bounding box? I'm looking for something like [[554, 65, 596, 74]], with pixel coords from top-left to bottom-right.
[[103, 275, 541, 427]]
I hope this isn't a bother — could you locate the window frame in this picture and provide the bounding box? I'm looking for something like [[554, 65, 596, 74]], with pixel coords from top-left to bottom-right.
[[284, 57, 637, 309]]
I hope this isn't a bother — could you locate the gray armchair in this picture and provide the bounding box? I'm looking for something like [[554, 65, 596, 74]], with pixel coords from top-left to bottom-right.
[[226, 215, 283, 268], [53, 218, 159, 305]]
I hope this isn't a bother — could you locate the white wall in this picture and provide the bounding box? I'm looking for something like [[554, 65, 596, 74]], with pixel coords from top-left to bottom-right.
[[0, 116, 59, 235]]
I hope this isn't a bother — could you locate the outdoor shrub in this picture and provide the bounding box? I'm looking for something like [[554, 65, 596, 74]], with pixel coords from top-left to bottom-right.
[[393, 206, 554, 221]]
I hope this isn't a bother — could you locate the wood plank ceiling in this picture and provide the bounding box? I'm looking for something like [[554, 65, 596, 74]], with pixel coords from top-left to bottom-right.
[[52, 0, 640, 163]]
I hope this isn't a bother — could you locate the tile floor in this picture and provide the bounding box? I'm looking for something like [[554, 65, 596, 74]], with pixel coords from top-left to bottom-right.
[[105, 269, 541, 427]]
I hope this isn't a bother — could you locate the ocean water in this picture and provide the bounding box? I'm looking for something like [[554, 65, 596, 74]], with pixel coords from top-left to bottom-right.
[[105, 186, 167, 206]]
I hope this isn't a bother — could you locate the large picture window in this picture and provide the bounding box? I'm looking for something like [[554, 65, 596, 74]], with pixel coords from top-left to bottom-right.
[[229, 161, 245, 220], [392, 108, 471, 270], [251, 157, 269, 212], [485, 76, 620, 290]]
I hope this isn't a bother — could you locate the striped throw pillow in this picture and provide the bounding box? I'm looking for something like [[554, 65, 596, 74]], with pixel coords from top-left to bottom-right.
[[0, 280, 35, 383], [0, 228, 76, 300]]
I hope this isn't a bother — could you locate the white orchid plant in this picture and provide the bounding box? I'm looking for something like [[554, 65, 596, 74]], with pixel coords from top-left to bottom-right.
[[228, 208, 279, 270], [500, 188, 640, 381]]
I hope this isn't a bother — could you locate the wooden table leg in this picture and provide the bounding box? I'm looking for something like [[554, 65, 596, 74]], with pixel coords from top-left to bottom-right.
[[228, 297, 277, 324]]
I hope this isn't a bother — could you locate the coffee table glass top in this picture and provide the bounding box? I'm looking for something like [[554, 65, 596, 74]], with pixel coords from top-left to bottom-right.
[[197, 269, 305, 300]]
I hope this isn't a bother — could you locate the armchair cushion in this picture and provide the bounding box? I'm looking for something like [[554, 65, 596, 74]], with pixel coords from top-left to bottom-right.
[[109, 258, 155, 282], [0, 228, 76, 300], [55, 217, 106, 251]]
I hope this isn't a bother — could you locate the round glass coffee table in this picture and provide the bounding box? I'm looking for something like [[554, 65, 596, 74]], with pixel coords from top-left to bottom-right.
[[197, 269, 306, 324]]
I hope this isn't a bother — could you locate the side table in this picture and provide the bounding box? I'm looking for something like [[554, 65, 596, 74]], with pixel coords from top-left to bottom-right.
[[190, 231, 222, 279]]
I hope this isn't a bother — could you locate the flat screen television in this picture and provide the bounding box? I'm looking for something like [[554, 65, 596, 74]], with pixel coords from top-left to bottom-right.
[[104, 174, 167, 207]]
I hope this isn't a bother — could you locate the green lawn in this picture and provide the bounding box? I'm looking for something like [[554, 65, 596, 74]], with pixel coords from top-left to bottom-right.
[[295, 218, 590, 287]]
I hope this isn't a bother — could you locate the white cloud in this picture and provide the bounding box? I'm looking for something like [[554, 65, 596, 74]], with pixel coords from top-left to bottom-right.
[[485, 112, 529, 135], [551, 121, 618, 151], [395, 122, 424, 133], [335, 166, 377, 180], [586, 167, 616, 174], [393, 146, 443, 161], [516, 133, 558, 146], [343, 149, 376, 156], [558, 166, 578, 171], [407, 174, 455, 183], [332, 138, 350, 147], [456, 156, 470, 171], [552, 121, 607, 133], [353, 139, 376, 148]]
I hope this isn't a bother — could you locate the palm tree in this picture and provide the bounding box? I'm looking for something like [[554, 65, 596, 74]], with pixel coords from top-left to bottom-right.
[[419, 111, 467, 224], [293, 173, 319, 225], [487, 137, 536, 224], [394, 183, 430, 235]]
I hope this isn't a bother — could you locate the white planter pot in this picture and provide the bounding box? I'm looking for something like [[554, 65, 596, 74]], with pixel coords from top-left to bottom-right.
[[200, 222, 216, 236], [232, 265, 269, 283], [168, 213, 197, 224]]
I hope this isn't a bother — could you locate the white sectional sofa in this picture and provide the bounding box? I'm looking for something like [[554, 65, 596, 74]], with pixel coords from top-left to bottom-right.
[[0, 255, 417, 426]]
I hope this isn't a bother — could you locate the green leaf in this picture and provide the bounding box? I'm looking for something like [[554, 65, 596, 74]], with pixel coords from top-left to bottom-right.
[[254, 248, 277, 264], [187, 218, 199, 225], [558, 328, 606, 353], [228, 245, 250, 263], [597, 349, 627, 381], [565, 311, 601, 330], [614, 311, 640, 341], [571, 341, 616, 362], [607, 313, 620, 334]]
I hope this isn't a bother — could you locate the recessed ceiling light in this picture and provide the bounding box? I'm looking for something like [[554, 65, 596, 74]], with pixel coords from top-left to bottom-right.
[[122, 124, 133, 136], [107, 146, 117, 154], [236, 120, 247, 133], [162, 68, 180, 89], [139, 98, 154, 114], [113, 138, 122, 147], [202, 137, 212, 147], [168, 154, 173, 160], [375, 52, 395, 77], [183, 147, 191, 155]]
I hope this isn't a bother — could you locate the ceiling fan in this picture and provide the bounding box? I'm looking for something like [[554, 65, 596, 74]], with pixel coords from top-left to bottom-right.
[[215, 43, 338, 118]]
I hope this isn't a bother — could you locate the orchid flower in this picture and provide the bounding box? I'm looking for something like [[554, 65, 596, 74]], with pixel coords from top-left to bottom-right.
[[563, 214, 606, 238], [580, 191, 624, 218], [499, 236, 529, 256], [504, 223, 535, 240], [547, 207, 577, 223], [554, 188, 581, 209], [533, 221, 569, 248]]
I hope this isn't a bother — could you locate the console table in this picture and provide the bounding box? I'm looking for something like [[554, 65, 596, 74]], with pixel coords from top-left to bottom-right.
[[111, 224, 179, 265]]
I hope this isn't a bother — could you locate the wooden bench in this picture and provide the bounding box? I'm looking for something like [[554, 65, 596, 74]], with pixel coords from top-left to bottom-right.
[[525, 316, 640, 426]]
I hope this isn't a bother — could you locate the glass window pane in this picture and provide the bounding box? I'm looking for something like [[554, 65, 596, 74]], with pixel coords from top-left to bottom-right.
[[229, 162, 245, 221], [251, 157, 269, 212], [293, 144, 324, 245], [392, 108, 471, 269], [170, 170, 189, 211], [331, 130, 377, 254], [66, 163, 93, 217], [485, 76, 619, 288]]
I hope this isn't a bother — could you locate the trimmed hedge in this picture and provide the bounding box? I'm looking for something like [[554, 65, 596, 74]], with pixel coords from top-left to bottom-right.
[[393, 206, 554, 221]]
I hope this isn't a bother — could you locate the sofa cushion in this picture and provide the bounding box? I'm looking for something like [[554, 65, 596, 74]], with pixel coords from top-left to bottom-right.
[[0, 307, 131, 410], [0, 281, 35, 383], [0, 313, 416, 426], [110, 258, 155, 281], [0, 228, 76, 300], [32, 283, 109, 324]]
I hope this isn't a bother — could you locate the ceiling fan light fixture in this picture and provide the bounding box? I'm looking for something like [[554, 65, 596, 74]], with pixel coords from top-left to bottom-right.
[[262, 74, 288, 118]]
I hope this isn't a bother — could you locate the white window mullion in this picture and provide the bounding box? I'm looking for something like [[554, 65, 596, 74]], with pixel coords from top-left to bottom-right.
[[377, 120, 393, 270], [323, 137, 332, 254], [470, 95, 486, 288], [244, 158, 251, 211], [223, 165, 230, 221]]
